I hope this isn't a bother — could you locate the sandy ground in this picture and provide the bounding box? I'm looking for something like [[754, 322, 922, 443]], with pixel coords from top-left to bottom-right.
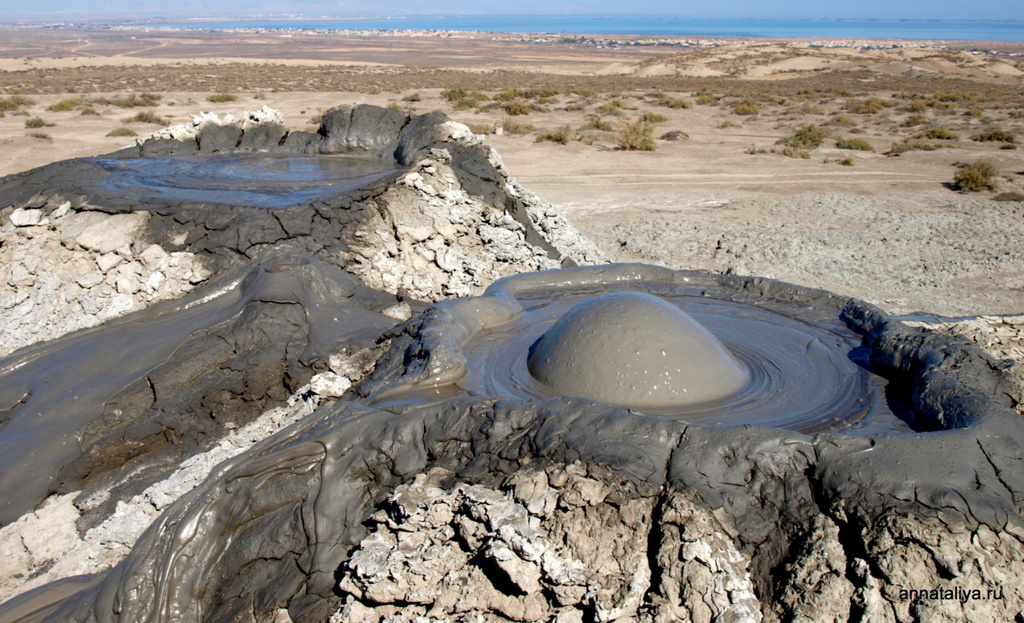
[[2, 26, 1024, 317]]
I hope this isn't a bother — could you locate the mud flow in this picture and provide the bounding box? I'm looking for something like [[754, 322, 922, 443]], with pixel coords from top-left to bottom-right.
[[94, 153, 402, 208]]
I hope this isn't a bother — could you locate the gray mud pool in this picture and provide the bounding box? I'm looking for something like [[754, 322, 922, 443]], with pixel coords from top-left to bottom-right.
[[94, 153, 401, 208]]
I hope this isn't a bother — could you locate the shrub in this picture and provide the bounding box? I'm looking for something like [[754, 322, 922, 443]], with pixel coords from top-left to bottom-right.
[[718, 120, 739, 129], [27, 131, 51, 140], [500, 118, 534, 135], [47, 97, 84, 112], [107, 93, 161, 108], [696, 94, 718, 105], [123, 110, 164, 124], [597, 99, 624, 115], [900, 114, 927, 127], [536, 125, 575, 145], [441, 87, 470, 102], [0, 95, 34, 111], [901, 100, 929, 113], [780, 125, 828, 150], [502, 98, 532, 116], [582, 115, 614, 131], [658, 97, 692, 109], [24, 116, 51, 128], [974, 129, 1016, 144], [207, 92, 236, 103], [953, 159, 998, 192], [831, 114, 856, 126], [401, 93, 422, 102], [616, 118, 655, 151], [106, 127, 138, 137], [839, 157, 854, 166], [890, 139, 939, 153], [836, 137, 875, 152], [915, 127, 957, 140], [733, 100, 760, 116], [779, 146, 811, 159], [994, 191, 1024, 201], [80, 107, 100, 116], [846, 99, 890, 114], [640, 112, 668, 123]]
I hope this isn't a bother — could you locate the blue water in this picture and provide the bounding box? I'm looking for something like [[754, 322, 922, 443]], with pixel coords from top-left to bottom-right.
[[142, 16, 1024, 42]]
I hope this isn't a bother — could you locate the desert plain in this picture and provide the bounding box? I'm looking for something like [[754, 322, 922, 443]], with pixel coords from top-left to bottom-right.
[[1, 25, 1023, 320]]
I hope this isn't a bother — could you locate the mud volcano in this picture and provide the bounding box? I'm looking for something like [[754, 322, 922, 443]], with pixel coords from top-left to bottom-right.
[[360, 265, 917, 434], [2, 107, 1024, 623]]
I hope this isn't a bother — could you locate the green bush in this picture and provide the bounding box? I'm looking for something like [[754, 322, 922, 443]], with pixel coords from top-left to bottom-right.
[[616, 118, 655, 151], [916, 127, 957, 140], [106, 127, 138, 137], [953, 159, 998, 192], [24, 116, 50, 128], [974, 129, 1016, 144], [836, 137, 875, 152], [207, 92, 237, 103], [46, 97, 84, 112], [80, 107, 100, 116], [780, 125, 828, 150]]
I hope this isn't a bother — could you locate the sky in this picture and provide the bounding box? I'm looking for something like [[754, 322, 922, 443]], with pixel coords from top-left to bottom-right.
[[2, 0, 1022, 22]]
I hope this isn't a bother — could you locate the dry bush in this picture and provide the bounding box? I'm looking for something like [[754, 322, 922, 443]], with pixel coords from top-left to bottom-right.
[[0, 95, 34, 111], [889, 139, 940, 153], [974, 129, 1016, 143], [900, 114, 927, 127], [954, 159, 998, 192], [24, 116, 51, 128], [836, 137, 875, 152], [779, 146, 811, 159], [830, 114, 856, 126], [536, 125, 575, 145], [846, 99, 890, 114], [696, 94, 718, 105], [616, 118, 655, 151], [27, 131, 51, 140], [101, 93, 160, 108], [994, 191, 1024, 201], [915, 127, 958, 140], [733, 100, 760, 115], [502, 98, 533, 116], [658, 97, 692, 109], [640, 112, 668, 123], [80, 107, 100, 116], [582, 115, 614, 131], [466, 123, 492, 135], [500, 118, 534, 135], [106, 127, 138, 137], [123, 110, 165, 124], [401, 93, 422, 102]]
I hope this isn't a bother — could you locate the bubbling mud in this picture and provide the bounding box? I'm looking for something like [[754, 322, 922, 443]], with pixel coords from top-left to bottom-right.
[[526, 292, 749, 407], [362, 265, 915, 435], [94, 153, 402, 208]]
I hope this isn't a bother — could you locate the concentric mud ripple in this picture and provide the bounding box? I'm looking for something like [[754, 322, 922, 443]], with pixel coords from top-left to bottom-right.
[[362, 265, 915, 435], [94, 153, 402, 208]]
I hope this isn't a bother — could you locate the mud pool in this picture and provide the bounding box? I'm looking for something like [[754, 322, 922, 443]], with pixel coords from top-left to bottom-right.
[[94, 153, 403, 209], [360, 265, 915, 435]]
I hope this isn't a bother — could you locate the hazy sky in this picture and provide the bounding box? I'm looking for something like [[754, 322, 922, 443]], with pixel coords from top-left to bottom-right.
[[3, 0, 1022, 22]]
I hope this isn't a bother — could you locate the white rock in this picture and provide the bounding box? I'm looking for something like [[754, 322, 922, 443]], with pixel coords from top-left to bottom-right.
[[9, 208, 44, 227], [96, 253, 123, 274], [75, 213, 148, 255], [309, 371, 352, 398]]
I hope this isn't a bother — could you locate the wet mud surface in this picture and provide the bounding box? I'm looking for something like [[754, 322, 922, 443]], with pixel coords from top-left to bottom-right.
[[94, 153, 403, 209], [1, 106, 1023, 622]]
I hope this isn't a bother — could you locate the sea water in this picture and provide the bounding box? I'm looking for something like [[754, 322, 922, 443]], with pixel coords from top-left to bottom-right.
[[142, 16, 1024, 42]]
